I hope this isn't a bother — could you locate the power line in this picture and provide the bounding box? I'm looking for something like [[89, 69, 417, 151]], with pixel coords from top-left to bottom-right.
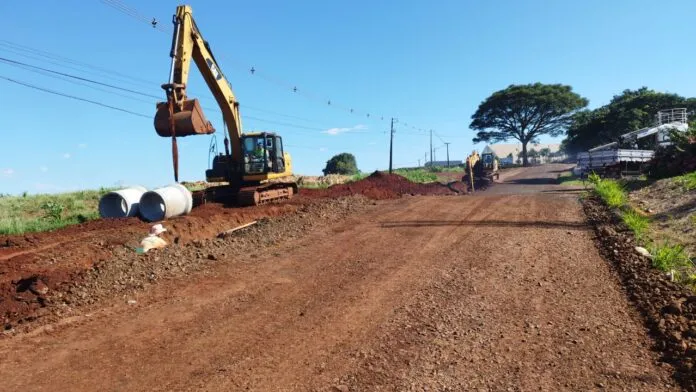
[[0, 56, 162, 99], [98, 0, 445, 131], [0, 75, 150, 118], [0, 39, 328, 126], [0, 39, 157, 88]]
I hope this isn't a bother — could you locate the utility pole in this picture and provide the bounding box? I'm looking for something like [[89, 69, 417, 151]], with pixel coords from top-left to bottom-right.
[[445, 142, 451, 168], [424, 152, 427, 167], [429, 130, 433, 165], [418, 158, 421, 167], [389, 118, 395, 174]]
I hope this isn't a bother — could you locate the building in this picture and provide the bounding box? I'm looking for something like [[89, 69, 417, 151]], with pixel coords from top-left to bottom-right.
[[481, 143, 564, 166]]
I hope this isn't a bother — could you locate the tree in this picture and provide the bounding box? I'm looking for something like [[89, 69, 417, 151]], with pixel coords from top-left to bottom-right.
[[470, 83, 588, 166], [563, 88, 696, 153], [528, 148, 540, 164], [539, 147, 551, 157], [322, 153, 358, 175]]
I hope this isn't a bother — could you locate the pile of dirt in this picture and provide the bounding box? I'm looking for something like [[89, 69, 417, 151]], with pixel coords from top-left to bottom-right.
[[301, 171, 462, 200], [583, 195, 696, 390], [0, 201, 300, 330], [1, 196, 371, 333]]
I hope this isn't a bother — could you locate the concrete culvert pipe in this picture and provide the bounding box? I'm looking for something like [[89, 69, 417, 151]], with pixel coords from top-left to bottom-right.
[[139, 183, 193, 222], [99, 186, 147, 218]]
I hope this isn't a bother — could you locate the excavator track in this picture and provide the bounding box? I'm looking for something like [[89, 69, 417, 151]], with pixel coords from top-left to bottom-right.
[[237, 183, 296, 206]]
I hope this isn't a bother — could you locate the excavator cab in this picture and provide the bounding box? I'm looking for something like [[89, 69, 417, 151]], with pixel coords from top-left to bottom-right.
[[242, 133, 286, 174]]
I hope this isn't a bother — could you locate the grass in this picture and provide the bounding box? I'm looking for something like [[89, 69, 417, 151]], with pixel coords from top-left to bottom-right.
[[556, 171, 586, 186], [674, 171, 696, 191], [622, 209, 650, 239], [593, 178, 627, 208], [392, 168, 438, 183], [590, 173, 696, 287], [650, 242, 694, 279], [0, 188, 113, 235]]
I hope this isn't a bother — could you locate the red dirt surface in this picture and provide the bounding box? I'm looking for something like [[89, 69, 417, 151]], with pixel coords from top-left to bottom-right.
[[0, 167, 681, 390], [301, 171, 460, 199], [0, 201, 298, 326]]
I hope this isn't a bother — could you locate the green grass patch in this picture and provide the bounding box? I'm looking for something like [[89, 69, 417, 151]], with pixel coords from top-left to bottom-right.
[[298, 182, 331, 189], [0, 188, 112, 235], [621, 209, 650, 239], [348, 172, 369, 182], [674, 171, 696, 191], [556, 171, 586, 186], [650, 242, 693, 272], [593, 178, 627, 208], [392, 168, 438, 183]]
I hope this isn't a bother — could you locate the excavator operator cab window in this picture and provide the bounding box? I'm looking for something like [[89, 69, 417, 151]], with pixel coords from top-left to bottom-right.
[[242, 136, 272, 174]]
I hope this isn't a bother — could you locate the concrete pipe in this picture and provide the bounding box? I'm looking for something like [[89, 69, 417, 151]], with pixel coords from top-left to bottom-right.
[[99, 186, 147, 218], [139, 183, 193, 222]]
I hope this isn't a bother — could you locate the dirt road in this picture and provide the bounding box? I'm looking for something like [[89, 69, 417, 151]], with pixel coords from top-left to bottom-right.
[[0, 165, 678, 391]]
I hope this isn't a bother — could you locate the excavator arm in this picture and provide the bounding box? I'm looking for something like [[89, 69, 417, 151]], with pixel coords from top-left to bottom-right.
[[154, 5, 243, 175]]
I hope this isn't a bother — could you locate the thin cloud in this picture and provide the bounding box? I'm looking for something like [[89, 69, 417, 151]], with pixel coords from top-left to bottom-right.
[[78, 143, 88, 149], [63, 153, 71, 159], [319, 147, 328, 152], [39, 166, 48, 172], [322, 124, 367, 136], [1, 168, 14, 177]]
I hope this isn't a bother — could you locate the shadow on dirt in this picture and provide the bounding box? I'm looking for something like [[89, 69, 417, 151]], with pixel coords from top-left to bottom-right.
[[380, 219, 587, 230], [506, 178, 557, 185]]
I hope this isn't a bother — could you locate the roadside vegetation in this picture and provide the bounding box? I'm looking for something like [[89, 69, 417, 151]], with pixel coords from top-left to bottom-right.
[[588, 173, 696, 287], [556, 171, 586, 186], [0, 189, 113, 235]]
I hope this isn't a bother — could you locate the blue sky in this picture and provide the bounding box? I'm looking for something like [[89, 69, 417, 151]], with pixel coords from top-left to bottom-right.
[[2, 0, 696, 194]]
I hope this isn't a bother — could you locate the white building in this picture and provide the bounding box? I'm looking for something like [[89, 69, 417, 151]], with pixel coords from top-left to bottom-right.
[[481, 143, 564, 166]]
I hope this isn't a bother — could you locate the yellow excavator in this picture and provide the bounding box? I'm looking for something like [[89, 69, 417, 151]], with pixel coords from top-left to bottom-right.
[[463, 150, 499, 191], [154, 5, 297, 206]]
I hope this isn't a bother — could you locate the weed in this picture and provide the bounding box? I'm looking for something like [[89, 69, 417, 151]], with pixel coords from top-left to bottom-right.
[[557, 171, 586, 186], [587, 172, 601, 185], [650, 242, 693, 275], [594, 178, 626, 208], [393, 168, 438, 183], [621, 210, 649, 238], [349, 172, 369, 182], [40, 201, 64, 221], [674, 171, 696, 191], [0, 188, 112, 235]]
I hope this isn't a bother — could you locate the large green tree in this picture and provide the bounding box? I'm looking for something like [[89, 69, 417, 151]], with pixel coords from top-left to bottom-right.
[[563, 88, 696, 153], [470, 83, 588, 166], [322, 153, 359, 175]]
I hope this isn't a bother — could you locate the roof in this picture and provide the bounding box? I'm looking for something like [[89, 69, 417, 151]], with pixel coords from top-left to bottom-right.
[[483, 143, 561, 157]]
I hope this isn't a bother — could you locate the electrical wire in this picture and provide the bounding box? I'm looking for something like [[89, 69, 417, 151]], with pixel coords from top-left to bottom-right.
[[97, 0, 449, 130], [0, 39, 328, 125], [0, 56, 162, 99], [0, 75, 150, 118]]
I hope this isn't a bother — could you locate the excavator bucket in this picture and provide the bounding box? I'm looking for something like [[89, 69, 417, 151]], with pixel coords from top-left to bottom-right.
[[154, 98, 216, 137]]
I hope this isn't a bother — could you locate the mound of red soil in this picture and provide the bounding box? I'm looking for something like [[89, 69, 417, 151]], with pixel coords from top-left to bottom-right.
[[300, 171, 460, 200]]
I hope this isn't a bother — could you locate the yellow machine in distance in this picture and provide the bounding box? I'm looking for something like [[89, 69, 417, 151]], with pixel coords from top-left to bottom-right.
[[154, 5, 296, 206], [464, 150, 499, 191]]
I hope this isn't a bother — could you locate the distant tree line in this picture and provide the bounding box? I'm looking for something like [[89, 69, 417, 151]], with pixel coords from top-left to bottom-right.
[[469, 84, 696, 168]]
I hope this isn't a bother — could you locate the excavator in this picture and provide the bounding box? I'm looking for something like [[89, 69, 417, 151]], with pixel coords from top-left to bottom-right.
[[154, 5, 297, 206], [463, 150, 499, 191]]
